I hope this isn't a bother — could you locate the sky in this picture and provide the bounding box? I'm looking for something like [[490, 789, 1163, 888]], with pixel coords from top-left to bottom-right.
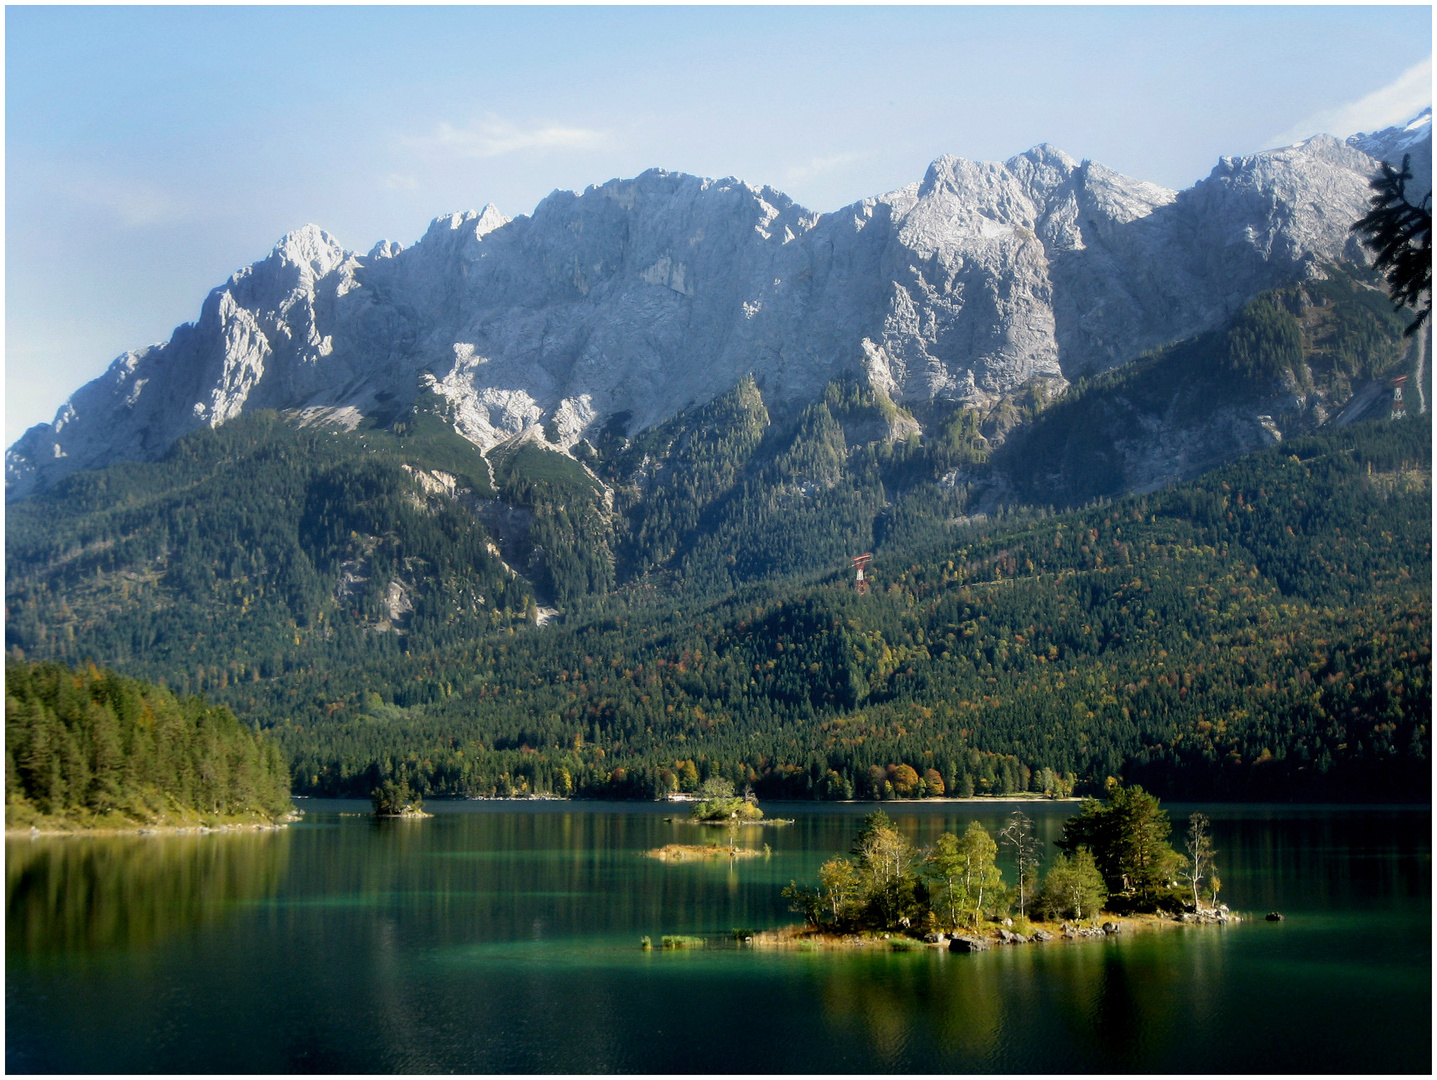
[[6, 5, 1433, 444]]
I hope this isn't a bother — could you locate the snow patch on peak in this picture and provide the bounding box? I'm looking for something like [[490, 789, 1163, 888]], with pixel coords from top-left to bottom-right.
[[368, 239, 404, 260], [1349, 107, 1432, 151]]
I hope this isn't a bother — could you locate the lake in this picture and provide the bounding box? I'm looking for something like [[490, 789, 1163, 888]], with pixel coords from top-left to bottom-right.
[[6, 800, 1430, 1073]]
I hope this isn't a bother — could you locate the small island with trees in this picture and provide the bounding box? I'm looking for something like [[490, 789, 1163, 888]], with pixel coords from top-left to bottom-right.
[[370, 778, 431, 818], [688, 777, 766, 823], [647, 778, 790, 860], [765, 780, 1233, 952]]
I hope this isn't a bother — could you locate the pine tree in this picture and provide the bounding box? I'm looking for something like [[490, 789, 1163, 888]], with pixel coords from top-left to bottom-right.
[[1352, 153, 1432, 335], [1058, 780, 1184, 907]]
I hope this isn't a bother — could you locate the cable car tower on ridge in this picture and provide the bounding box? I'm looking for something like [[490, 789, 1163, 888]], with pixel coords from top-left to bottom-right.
[[851, 552, 872, 595]]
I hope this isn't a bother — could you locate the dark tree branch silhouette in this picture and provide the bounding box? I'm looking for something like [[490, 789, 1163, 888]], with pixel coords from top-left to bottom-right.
[[1352, 153, 1432, 335]]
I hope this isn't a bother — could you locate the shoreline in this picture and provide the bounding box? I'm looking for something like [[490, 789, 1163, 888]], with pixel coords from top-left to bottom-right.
[[834, 796, 1082, 805], [747, 911, 1231, 950], [660, 794, 1080, 807], [6, 814, 300, 839], [296, 792, 1082, 806]]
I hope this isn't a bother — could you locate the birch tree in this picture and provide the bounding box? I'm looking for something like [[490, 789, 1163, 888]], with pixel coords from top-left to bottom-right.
[[999, 809, 1041, 918], [1180, 812, 1217, 912], [956, 822, 1003, 928]]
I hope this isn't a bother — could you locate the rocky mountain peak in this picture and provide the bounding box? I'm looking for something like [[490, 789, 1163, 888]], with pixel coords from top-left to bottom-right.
[[7, 117, 1430, 502], [423, 203, 511, 243], [270, 224, 351, 278], [1347, 108, 1433, 199]]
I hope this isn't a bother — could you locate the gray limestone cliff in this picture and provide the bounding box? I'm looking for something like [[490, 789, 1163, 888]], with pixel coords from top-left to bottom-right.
[[7, 115, 1430, 501]]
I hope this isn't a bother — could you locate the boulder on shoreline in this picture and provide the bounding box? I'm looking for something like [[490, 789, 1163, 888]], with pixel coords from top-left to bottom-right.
[[949, 935, 991, 953]]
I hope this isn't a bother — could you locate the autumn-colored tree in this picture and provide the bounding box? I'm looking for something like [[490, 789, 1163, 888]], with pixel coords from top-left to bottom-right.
[[922, 768, 945, 797], [889, 763, 921, 798], [677, 760, 699, 792], [817, 856, 864, 924]]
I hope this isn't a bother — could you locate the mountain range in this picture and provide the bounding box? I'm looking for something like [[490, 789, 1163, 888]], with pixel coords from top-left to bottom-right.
[[7, 113, 1430, 503], [5, 114, 1431, 804]]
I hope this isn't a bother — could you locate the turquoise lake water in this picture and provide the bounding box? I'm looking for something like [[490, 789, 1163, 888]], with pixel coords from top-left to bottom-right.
[[6, 800, 1430, 1073]]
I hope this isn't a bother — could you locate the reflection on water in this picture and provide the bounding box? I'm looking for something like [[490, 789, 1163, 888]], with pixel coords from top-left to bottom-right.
[[806, 932, 1198, 1072], [6, 830, 290, 953], [5, 802, 1430, 1074]]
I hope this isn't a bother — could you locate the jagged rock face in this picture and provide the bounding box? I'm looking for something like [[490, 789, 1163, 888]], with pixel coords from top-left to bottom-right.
[[7, 118, 1430, 501], [1349, 107, 1433, 200]]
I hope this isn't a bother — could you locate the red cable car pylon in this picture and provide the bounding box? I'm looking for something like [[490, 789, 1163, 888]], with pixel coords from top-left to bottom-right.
[[851, 552, 872, 594]]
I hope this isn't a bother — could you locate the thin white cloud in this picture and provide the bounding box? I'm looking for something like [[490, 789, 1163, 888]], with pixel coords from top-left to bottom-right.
[[68, 177, 191, 228], [404, 117, 609, 159], [783, 151, 864, 185], [382, 173, 421, 191], [1266, 57, 1433, 148]]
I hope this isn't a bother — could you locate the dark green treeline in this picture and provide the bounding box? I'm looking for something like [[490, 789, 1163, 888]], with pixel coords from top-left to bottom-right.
[[5, 660, 292, 827]]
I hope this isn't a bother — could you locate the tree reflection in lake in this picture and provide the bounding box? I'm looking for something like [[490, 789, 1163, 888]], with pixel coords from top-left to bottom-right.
[[6, 830, 290, 953]]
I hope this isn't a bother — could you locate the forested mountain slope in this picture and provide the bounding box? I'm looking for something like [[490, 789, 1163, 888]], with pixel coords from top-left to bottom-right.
[[263, 416, 1429, 804], [8, 262, 1421, 642], [8, 404, 1427, 802]]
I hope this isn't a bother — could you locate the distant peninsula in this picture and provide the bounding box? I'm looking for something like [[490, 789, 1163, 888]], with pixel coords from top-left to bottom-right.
[[5, 660, 293, 833]]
